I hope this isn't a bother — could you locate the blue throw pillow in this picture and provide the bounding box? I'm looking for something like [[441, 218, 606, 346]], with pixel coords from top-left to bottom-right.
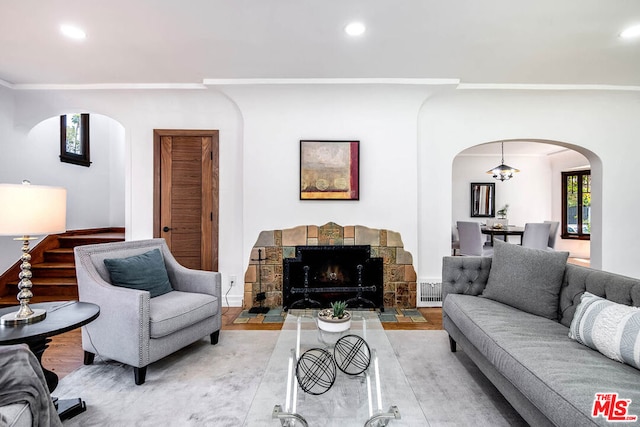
[[103, 249, 173, 298]]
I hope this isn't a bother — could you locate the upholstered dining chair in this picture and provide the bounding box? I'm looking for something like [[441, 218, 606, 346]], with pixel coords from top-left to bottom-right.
[[74, 238, 222, 385], [456, 221, 494, 256], [544, 220, 560, 249], [521, 223, 552, 250]]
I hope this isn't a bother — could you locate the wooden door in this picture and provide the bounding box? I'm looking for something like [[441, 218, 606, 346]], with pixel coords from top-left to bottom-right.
[[153, 130, 219, 271]]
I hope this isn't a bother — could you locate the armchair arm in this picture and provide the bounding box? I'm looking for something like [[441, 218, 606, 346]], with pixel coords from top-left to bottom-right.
[[75, 253, 151, 367], [167, 266, 222, 298], [159, 245, 222, 298]]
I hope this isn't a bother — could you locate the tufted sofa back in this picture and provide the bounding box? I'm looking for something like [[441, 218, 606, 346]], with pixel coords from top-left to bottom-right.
[[442, 256, 640, 327]]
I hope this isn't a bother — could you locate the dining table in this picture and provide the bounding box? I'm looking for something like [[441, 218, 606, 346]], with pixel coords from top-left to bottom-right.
[[481, 225, 525, 245]]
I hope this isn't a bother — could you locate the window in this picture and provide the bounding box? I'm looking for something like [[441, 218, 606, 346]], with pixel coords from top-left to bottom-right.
[[60, 113, 91, 166], [561, 170, 590, 240]]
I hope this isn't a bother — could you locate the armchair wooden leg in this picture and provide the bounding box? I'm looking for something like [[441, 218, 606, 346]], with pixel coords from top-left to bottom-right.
[[83, 351, 95, 365], [134, 366, 147, 385], [448, 335, 457, 352], [210, 330, 220, 345]]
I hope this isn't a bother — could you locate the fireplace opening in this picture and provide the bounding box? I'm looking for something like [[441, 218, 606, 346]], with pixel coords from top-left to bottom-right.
[[283, 245, 383, 311]]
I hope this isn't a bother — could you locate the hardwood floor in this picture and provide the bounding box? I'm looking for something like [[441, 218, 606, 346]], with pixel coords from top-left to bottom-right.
[[42, 307, 443, 379]]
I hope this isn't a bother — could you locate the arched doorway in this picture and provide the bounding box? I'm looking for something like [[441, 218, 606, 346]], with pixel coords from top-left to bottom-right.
[[451, 139, 600, 264]]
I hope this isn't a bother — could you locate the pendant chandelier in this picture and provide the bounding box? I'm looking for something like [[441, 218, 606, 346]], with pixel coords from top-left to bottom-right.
[[487, 142, 519, 182]]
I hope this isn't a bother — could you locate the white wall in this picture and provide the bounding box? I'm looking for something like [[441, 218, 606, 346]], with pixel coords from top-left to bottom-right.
[[452, 152, 553, 242], [3, 85, 640, 305], [418, 89, 640, 280], [6, 89, 245, 303], [221, 85, 434, 290]]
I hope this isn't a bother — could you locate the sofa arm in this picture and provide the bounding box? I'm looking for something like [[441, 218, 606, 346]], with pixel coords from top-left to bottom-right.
[[442, 256, 492, 301]]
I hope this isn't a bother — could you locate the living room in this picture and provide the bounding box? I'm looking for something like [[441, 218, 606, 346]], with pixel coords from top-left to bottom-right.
[[1, 2, 640, 426]]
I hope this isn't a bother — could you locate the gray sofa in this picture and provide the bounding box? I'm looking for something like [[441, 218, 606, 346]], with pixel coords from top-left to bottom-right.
[[74, 238, 222, 385], [442, 241, 640, 427]]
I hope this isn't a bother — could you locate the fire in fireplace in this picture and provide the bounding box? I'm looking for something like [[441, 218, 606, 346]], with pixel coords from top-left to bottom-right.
[[283, 245, 384, 311]]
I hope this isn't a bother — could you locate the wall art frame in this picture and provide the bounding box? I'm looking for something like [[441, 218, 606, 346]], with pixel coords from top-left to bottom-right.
[[470, 182, 495, 217], [300, 140, 359, 200]]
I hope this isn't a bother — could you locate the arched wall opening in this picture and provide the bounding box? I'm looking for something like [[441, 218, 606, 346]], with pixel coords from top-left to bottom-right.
[[0, 111, 126, 273], [451, 139, 600, 261]]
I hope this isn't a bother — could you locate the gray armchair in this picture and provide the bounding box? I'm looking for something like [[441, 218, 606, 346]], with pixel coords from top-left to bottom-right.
[[74, 238, 222, 385]]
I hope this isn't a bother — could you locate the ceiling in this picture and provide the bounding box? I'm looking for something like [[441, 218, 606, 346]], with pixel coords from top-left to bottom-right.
[[1, 0, 639, 87]]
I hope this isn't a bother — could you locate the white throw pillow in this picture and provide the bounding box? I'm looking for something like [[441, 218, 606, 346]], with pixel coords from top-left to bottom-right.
[[569, 292, 640, 370]]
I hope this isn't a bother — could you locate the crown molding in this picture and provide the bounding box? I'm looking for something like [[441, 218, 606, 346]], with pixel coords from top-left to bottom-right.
[[3, 79, 640, 92], [10, 83, 208, 91], [457, 83, 640, 91], [203, 78, 461, 86]]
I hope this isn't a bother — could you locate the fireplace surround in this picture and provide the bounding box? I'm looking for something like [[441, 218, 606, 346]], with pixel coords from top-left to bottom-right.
[[243, 223, 417, 310]]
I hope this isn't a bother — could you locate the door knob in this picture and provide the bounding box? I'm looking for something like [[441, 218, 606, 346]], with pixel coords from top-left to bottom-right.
[[163, 226, 172, 232]]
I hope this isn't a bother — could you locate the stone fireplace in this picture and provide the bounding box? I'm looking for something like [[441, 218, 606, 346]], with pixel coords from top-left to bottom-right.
[[243, 222, 417, 310]]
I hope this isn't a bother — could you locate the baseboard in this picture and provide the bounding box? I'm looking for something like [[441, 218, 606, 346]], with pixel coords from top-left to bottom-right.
[[222, 295, 244, 307]]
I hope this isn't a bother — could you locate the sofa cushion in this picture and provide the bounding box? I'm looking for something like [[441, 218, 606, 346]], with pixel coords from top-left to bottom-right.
[[569, 291, 640, 370], [444, 294, 640, 427], [104, 249, 173, 298], [482, 240, 568, 320], [149, 291, 219, 338]]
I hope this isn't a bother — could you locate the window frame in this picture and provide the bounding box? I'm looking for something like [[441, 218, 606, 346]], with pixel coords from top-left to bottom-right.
[[60, 113, 91, 167], [561, 169, 590, 240]]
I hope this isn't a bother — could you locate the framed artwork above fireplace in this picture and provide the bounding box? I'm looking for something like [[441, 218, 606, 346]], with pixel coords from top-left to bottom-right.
[[300, 140, 359, 200]]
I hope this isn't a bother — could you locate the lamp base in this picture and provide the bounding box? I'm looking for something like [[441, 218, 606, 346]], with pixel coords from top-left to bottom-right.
[[0, 308, 46, 326]]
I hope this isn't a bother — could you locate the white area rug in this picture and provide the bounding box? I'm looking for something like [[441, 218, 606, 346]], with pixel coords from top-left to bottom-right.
[[55, 330, 526, 426]]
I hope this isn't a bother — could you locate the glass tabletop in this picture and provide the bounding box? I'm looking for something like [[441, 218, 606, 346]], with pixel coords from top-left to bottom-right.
[[244, 310, 428, 426]]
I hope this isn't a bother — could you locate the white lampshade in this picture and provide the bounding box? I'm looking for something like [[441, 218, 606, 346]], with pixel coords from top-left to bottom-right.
[[0, 183, 67, 236]]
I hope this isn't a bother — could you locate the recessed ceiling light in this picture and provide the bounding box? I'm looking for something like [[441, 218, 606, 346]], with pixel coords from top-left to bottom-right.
[[620, 24, 640, 39], [60, 24, 86, 40], [345, 22, 366, 37]]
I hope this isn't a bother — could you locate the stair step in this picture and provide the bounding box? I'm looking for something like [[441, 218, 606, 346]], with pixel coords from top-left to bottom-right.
[[1, 229, 124, 305], [31, 263, 76, 277], [44, 248, 75, 263], [58, 233, 124, 248]]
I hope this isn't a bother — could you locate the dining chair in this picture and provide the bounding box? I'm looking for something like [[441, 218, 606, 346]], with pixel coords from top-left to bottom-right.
[[544, 220, 560, 249], [456, 221, 494, 256], [521, 223, 552, 250]]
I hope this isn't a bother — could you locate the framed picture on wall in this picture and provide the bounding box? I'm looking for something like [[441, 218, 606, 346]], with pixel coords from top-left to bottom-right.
[[300, 140, 359, 200], [470, 182, 495, 217]]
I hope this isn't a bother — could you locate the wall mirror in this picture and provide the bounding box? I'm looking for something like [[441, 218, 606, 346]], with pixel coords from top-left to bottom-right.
[[470, 182, 495, 217]]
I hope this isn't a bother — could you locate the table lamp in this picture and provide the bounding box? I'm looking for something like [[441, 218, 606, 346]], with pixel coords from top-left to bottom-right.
[[0, 181, 67, 325]]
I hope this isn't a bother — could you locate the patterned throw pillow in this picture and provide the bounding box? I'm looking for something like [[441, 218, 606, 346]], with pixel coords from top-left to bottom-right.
[[569, 292, 640, 370]]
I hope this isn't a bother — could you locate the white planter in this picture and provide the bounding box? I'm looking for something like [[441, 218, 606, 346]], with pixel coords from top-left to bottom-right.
[[317, 310, 351, 332]]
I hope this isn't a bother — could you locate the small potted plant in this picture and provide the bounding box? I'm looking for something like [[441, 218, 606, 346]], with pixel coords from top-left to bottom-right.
[[317, 301, 352, 332], [496, 204, 509, 220]]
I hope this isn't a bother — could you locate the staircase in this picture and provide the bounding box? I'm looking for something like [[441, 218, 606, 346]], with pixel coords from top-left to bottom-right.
[[0, 228, 124, 307]]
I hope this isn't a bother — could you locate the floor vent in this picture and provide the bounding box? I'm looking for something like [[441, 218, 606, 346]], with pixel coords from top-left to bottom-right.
[[418, 279, 442, 307]]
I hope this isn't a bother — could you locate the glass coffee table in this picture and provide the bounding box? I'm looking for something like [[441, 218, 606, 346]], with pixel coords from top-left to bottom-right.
[[244, 310, 427, 426]]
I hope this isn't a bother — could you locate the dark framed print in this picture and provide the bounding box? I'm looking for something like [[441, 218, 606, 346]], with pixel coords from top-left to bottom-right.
[[470, 182, 495, 217], [300, 140, 359, 200]]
